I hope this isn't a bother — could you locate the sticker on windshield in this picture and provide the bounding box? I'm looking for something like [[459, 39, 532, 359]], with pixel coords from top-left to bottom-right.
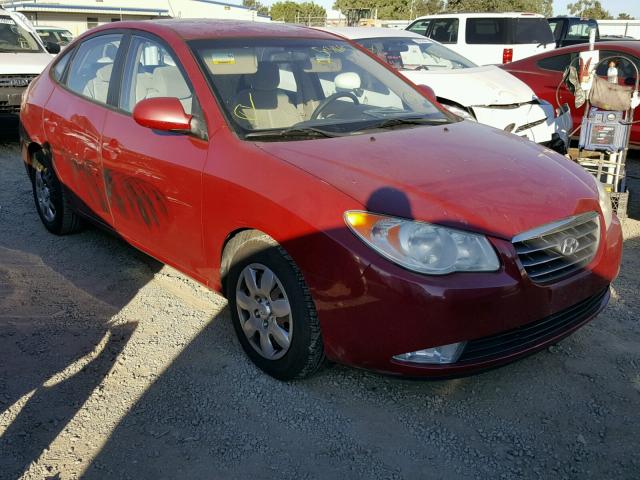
[[208, 52, 236, 65], [413, 39, 431, 44], [0, 17, 17, 25]]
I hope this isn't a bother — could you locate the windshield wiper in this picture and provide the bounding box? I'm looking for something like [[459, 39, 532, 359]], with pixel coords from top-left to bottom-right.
[[348, 116, 449, 133], [244, 126, 339, 140]]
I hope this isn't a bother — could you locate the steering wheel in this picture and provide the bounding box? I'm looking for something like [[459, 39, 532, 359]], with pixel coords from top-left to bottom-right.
[[311, 92, 360, 120]]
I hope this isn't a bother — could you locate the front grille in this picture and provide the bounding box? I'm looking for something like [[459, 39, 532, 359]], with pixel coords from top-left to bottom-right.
[[0, 74, 38, 88], [513, 212, 600, 284], [458, 287, 609, 363]]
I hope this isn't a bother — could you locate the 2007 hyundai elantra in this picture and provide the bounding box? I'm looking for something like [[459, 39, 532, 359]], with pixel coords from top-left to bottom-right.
[[20, 20, 622, 380]]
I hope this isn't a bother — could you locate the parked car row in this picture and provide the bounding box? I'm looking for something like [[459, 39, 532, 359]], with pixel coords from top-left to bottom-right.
[[19, 19, 622, 380]]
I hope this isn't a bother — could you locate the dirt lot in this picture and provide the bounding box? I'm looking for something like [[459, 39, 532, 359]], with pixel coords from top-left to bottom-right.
[[0, 121, 639, 480]]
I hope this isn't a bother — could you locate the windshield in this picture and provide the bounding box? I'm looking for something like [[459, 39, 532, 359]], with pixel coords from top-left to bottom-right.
[[356, 36, 476, 71], [0, 15, 42, 53], [38, 29, 73, 46], [191, 37, 454, 140]]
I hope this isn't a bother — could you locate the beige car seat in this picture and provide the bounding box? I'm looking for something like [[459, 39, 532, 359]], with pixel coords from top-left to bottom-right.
[[82, 63, 113, 103], [233, 63, 303, 129], [133, 65, 193, 113]]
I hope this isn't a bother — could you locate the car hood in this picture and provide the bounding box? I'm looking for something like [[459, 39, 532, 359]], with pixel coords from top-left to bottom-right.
[[256, 121, 599, 240], [400, 65, 536, 107], [0, 52, 52, 75]]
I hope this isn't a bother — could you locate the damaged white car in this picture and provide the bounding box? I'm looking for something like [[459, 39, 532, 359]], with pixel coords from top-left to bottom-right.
[[325, 27, 572, 153]]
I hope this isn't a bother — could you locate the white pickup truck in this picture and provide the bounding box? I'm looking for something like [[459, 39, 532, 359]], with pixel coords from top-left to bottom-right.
[[0, 8, 58, 116]]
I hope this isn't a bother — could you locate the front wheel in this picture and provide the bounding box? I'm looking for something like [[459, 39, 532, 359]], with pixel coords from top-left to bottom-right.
[[225, 231, 324, 380]]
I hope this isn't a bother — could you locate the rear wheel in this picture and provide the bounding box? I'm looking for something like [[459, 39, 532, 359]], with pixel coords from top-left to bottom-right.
[[31, 152, 83, 235], [225, 231, 324, 380]]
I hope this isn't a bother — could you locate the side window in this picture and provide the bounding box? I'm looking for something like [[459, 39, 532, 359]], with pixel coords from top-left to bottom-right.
[[465, 18, 508, 45], [52, 48, 73, 81], [407, 20, 431, 37], [428, 18, 459, 44], [595, 52, 639, 86], [65, 34, 121, 104], [120, 36, 193, 115], [537, 53, 574, 72]]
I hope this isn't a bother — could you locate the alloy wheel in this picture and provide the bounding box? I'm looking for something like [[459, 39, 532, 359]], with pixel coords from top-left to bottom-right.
[[235, 263, 293, 360]]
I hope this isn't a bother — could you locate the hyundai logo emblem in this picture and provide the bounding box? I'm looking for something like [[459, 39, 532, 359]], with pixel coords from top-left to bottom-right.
[[559, 236, 579, 256]]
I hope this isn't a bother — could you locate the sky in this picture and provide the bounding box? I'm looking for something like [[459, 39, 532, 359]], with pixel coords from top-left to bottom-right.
[[259, 0, 640, 20]]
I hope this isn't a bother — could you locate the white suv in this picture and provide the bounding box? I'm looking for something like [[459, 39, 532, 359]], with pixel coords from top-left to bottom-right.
[[0, 8, 56, 115], [406, 12, 556, 66]]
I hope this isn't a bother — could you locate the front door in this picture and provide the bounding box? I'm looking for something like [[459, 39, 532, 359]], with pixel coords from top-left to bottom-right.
[[101, 34, 208, 275]]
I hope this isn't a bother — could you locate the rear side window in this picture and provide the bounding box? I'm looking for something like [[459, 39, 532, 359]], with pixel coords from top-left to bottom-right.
[[52, 49, 73, 81], [514, 18, 554, 45], [65, 34, 122, 104], [407, 19, 431, 36], [595, 52, 639, 86], [537, 53, 574, 72], [428, 18, 459, 44], [465, 18, 508, 44]]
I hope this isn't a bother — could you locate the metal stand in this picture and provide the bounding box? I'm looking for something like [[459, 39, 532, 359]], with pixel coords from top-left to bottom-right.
[[575, 55, 637, 219]]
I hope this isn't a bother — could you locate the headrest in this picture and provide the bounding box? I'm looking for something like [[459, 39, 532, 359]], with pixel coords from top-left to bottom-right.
[[95, 64, 113, 82], [152, 66, 191, 99], [249, 63, 280, 91]]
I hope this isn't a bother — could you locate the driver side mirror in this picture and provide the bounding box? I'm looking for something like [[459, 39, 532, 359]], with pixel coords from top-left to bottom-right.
[[416, 84, 437, 103], [133, 97, 193, 133], [45, 41, 61, 54]]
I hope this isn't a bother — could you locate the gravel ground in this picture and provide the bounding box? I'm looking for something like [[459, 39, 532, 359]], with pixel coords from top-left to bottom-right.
[[0, 121, 639, 480]]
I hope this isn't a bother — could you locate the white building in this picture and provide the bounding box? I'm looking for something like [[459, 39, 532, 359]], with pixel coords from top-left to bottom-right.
[[0, 0, 270, 37], [597, 19, 640, 40]]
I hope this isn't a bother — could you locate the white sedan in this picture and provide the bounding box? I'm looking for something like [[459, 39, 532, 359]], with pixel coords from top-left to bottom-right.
[[322, 27, 572, 153]]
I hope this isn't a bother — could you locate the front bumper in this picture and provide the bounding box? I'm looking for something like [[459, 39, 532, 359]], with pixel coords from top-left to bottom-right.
[[311, 216, 622, 377]]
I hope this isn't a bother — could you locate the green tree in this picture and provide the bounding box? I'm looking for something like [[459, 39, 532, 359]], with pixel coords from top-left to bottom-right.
[[270, 1, 326, 23], [567, 0, 612, 19], [333, 0, 443, 21], [446, 0, 552, 16], [242, 0, 269, 16], [618, 13, 634, 20]]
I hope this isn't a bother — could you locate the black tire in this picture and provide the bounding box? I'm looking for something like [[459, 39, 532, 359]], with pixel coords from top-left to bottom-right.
[[224, 231, 324, 380], [30, 150, 83, 235]]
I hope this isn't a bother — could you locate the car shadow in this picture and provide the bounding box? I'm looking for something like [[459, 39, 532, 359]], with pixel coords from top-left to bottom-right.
[[0, 127, 163, 478]]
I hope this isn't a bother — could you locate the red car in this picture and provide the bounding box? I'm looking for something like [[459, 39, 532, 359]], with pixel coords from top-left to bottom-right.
[[501, 41, 640, 147], [20, 20, 622, 380]]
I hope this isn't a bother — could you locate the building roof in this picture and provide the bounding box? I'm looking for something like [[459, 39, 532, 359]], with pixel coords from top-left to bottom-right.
[[1, 2, 169, 16]]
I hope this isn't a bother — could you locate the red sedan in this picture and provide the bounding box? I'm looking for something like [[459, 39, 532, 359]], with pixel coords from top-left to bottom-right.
[[20, 20, 622, 380], [501, 41, 640, 147]]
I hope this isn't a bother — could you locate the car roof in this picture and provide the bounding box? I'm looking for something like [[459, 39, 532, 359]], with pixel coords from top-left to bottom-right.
[[412, 12, 544, 20], [320, 27, 428, 41], [88, 19, 339, 41], [507, 40, 640, 65]]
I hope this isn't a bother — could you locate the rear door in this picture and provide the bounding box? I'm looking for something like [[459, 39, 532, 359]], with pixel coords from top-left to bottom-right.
[[44, 32, 124, 226], [101, 33, 208, 274]]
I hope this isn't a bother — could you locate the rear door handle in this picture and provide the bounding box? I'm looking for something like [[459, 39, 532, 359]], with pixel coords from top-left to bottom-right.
[[103, 138, 122, 160]]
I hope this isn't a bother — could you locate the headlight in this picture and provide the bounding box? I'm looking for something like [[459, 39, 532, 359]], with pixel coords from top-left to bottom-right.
[[443, 104, 476, 121], [344, 211, 499, 275], [595, 179, 613, 230]]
